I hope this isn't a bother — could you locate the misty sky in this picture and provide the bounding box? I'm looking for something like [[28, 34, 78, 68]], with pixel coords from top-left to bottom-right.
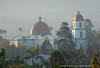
[[0, 0, 100, 39]]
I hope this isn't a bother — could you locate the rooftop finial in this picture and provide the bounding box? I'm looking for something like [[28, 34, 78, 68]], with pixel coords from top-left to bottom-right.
[[39, 16, 42, 22], [78, 11, 80, 14]]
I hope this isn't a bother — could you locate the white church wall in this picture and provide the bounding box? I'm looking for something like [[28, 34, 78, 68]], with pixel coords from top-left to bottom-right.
[[75, 30, 86, 38], [73, 21, 85, 29], [9, 35, 56, 49], [72, 30, 75, 38], [72, 30, 86, 39], [75, 39, 88, 49], [18, 39, 42, 48]]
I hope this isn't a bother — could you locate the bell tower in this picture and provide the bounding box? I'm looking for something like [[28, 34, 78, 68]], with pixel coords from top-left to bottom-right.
[[72, 11, 88, 49]]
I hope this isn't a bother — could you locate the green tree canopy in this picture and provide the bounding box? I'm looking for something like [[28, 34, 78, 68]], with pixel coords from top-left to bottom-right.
[[41, 39, 53, 55], [0, 48, 6, 58], [0, 29, 7, 39], [55, 22, 74, 50], [0, 29, 7, 35], [48, 50, 66, 68], [26, 48, 39, 57], [85, 18, 100, 58]]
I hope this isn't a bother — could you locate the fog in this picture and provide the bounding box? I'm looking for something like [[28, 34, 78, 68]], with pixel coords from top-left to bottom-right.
[[0, 0, 100, 39]]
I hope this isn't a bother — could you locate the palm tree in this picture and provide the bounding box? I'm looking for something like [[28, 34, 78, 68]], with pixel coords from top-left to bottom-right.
[[26, 48, 40, 67], [10, 57, 24, 68], [0, 29, 7, 39], [18, 27, 23, 36], [26, 48, 39, 57], [38, 56, 49, 68]]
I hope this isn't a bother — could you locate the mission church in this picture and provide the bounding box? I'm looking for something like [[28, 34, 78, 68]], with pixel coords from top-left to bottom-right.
[[9, 11, 88, 49]]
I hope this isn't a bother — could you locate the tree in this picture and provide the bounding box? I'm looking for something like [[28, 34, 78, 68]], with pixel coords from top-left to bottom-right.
[[85, 19, 98, 45], [0, 48, 6, 58], [85, 18, 94, 31], [26, 48, 40, 67], [59, 48, 87, 65], [41, 39, 53, 55], [0, 29, 7, 39], [55, 22, 74, 50], [90, 51, 100, 68], [10, 57, 24, 68], [26, 48, 39, 57], [0, 48, 9, 68], [18, 27, 23, 36], [85, 19, 100, 57], [48, 50, 66, 68], [97, 29, 100, 45], [18, 27, 23, 32], [98, 33, 100, 40], [35, 55, 49, 68]]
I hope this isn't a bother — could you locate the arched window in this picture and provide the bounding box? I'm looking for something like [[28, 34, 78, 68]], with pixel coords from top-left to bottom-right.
[[80, 32, 82, 38], [80, 22, 82, 27]]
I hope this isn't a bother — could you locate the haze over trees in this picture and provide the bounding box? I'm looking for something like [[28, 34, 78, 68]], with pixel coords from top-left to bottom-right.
[[0, 29, 8, 49], [48, 50, 66, 68], [41, 39, 53, 55], [85, 18, 100, 58], [18, 27, 23, 36], [85, 19, 98, 46], [0, 29, 7, 39], [55, 22, 74, 50], [0, 19, 100, 68]]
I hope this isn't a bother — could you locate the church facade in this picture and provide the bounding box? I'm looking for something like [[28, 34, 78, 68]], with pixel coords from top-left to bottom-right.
[[9, 11, 88, 49], [9, 17, 56, 48]]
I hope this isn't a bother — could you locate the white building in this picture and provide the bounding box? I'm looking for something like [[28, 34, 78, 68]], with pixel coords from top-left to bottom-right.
[[9, 17, 56, 48], [10, 12, 88, 49], [72, 11, 88, 49]]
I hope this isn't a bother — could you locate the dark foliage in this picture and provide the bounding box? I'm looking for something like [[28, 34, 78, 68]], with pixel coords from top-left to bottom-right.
[[0, 48, 5, 58], [56, 22, 74, 50], [41, 39, 53, 55]]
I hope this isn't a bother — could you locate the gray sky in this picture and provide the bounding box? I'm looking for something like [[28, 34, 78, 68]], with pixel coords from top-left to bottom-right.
[[0, 0, 100, 39]]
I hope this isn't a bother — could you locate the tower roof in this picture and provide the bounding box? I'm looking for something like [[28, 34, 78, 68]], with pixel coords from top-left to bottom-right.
[[30, 17, 51, 36], [73, 11, 84, 21]]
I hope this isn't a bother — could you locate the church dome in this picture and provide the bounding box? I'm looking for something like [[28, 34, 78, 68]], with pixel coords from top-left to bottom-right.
[[73, 11, 84, 21], [30, 17, 51, 36]]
